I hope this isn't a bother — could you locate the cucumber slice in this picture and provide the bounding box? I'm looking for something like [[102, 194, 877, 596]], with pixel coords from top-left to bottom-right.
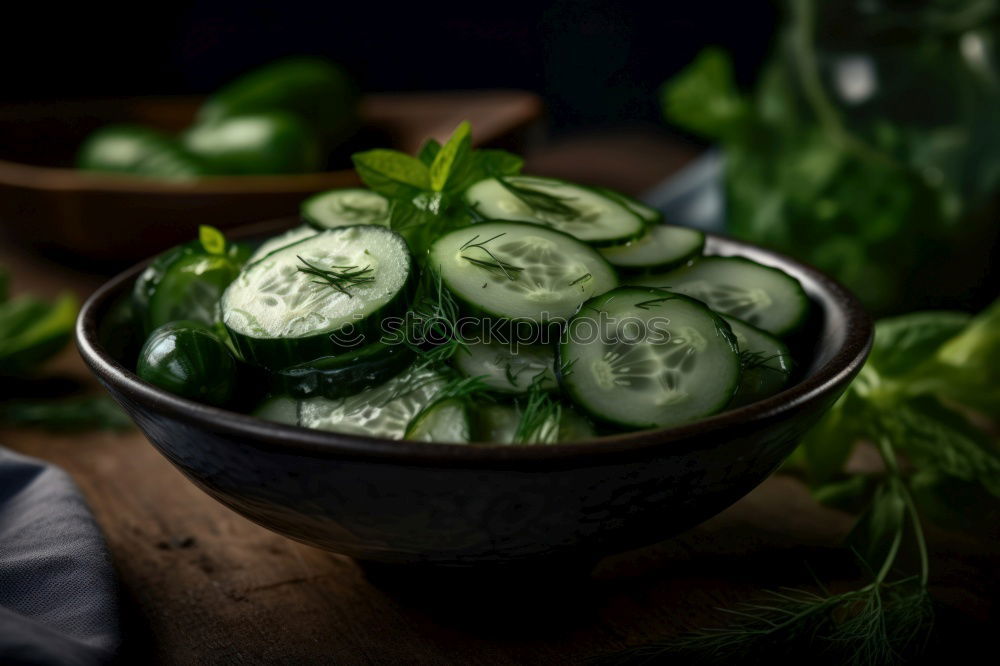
[[253, 395, 298, 425], [723, 315, 793, 408], [472, 403, 595, 444], [453, 341, 557, 393], [594, 187, 662, 225], [560, 287, 740, 429], [633, 256, 810, 337], [464, 176, 645, 246], [301, 188, 391, 230], [600, 224, 704, 273], [428, 221, 617, 326], [269, 342, 415, 399], [222, 226, 413, 369], [404, 397, 471, 443], [249, 225, 317, 263], [298, 366, 445, 438]]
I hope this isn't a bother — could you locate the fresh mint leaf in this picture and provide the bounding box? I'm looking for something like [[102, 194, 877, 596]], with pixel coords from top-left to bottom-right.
[[387, 197, 467, 258], [661, 47, 749, 141], [869, 310, 971, 378], [888, 395, 1000, 497], [417, 138, 441, 166], [475, 149, 524, 177], [199, 225, 226, 255], [0, 293, 78, 376], [352, 149, 430, 199], [429, 121, 471, 191], [0, 395, 131, 431]]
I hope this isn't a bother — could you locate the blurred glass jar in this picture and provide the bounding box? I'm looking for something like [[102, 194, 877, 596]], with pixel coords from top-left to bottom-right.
[[726, 0, 1000, 314]]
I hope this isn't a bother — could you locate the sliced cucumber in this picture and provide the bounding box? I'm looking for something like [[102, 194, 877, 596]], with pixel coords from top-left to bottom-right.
[[301, 188, 391, 230], [453, 341, 557, 393], [253, 395, 299, 425], [428, 221, 617, 326], [600, 224, 704, 273], [404, 397, 471, 443], [464, 176, 644, 246], [249, 225, 317, 263], [269, 342, 414, 399], [298, 366, 445, 438], [724, 315, 793, 408], [222, 226, 413, 369], [594, 187, 662, 225], [472, 403, 595, 444], [633, 256, 810, 337], [560, 287, 740, 429]]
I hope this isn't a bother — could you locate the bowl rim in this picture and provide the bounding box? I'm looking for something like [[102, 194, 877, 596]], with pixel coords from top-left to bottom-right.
[[77, 226, 872, 469]]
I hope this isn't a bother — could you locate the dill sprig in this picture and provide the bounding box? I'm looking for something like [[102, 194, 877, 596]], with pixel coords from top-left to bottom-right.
[[459, 233, 524, 281], [497, 177, 579, 219], [405, 271, 468, 368], [740, 349, 793, 375], [296, 256, 375, 298], [513, 372, 562, 444], [595, 581, 932, 665], [594, 432, 935, 666], [569, 272, 592, 287]]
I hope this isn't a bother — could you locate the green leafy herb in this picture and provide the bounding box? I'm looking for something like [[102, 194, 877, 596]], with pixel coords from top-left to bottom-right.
[[429, 121, 471, 191], [199, 225, 227, 255], [513, 373, 562, 444], [351, 149, 431, 199], [0, 395, 132, 432], [497, 177, 578, 219], [459, 233, 524, 281], [296, 256, 375, 298], [569, 273, 592, 287], [0, 291, 78, 376], [417, 138, 442, 166], [402, 271, 468, 368]]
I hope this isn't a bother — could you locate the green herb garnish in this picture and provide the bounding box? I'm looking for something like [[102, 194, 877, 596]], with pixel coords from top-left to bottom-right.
[[459, 233, 524, 281], [513, 372, 562, 444], [497, 177, 578, 219], [296, 256, 375, 298]]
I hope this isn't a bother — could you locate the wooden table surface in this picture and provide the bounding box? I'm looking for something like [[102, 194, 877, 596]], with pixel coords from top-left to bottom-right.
[[2, 131, 997, 664]]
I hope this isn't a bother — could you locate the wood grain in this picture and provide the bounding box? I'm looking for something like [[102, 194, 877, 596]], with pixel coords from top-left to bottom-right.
[[2, 133, 997, 664]]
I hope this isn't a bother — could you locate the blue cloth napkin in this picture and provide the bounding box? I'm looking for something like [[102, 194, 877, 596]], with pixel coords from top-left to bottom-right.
[[0, 446, 119, 666]]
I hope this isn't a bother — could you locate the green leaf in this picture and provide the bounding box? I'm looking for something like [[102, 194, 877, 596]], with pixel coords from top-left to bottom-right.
[[0, 395, 132, 431], [813, 474, 879, 514], [929, 298, 1000, 412], [352, 149, 430, 199], [797, 389, 870, 485], [429, 121, 471, 191], [0, 293, 78, 376], [417, 138, 441, 166], [846, 480, 906, 576], [475, 149, 524, 177], [869, 310, 971, 378], [199, 225, 226, 255], [661, 47, 749, 140], [387, 197, 467, 258], [888, 395, 1000, 497]]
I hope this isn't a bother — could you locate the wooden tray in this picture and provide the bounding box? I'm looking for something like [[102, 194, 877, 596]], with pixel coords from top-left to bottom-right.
[[0, 91, 542, 265]]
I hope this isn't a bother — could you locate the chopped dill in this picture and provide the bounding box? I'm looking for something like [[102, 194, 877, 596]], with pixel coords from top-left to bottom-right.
[[296, 256, 375, 298], [459, 233, 524, 281]]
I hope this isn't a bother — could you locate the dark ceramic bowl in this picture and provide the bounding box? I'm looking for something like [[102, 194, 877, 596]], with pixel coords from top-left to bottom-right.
[[77, 230, 871, 569]]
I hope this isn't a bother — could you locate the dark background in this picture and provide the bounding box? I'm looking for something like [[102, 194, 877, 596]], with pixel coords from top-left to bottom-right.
[[2, 1, 777, 135]]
